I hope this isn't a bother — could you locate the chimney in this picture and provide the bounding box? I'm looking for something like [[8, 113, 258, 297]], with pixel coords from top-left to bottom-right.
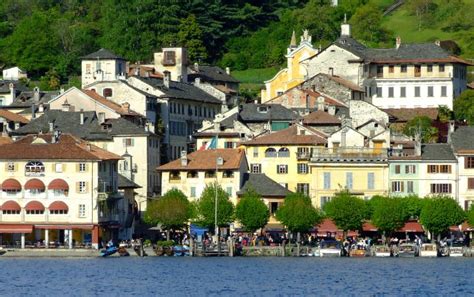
[[194, 62, 199, 73], [86, 144, 91, 151], [317, 96, 325, 111], [214, 121, 221, 131], [62, 99, 70, 112], [60, 88, 65, 94], [435, 40, 441, 47], [396, 36, 401, 49], [328, 105, 336, 116], [121, 102, 130, 113], [31, 104, 36, 119], [414, 132, 422, 156], [447, 120, 455, 144], [38, 103, 44, 113], [340, 14, 351, 37], [163, 70, 170, 88], [9, 83, 15, 101], [225, 67, 230, 75], [33, 87, 40, 102], [80, 110, 84, 125], [98, 112, 106, 124], [49, 121, 54, 133], [180, 150, 187, 166], [194, 77, 201, 85]]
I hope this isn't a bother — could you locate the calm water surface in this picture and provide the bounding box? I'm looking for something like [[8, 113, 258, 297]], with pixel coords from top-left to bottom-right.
[[0, 257, 473, 296]]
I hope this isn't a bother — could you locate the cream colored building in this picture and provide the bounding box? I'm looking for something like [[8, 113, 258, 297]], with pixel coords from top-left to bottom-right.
[[81, 49, 127, 88]]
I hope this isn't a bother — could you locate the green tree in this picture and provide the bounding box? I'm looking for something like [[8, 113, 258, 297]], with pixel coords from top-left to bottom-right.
[[371, 197, 406, 241], [323, 190, 367, 234], [407, 0, 437, 31], [468, 205, 474, 227], [276, 192, 323, 238], [197, 183, 234, 234], [453, 90, 474, 125], [399, 195, 425, 219], [39, 69, 61, 91], [350, 3, 392, 46], [403, 116, 438, 143], [235, 188, 270, 233], [143, 189, 193, 240], [420, 196, 465, 241], [176, 14, 207, 62]]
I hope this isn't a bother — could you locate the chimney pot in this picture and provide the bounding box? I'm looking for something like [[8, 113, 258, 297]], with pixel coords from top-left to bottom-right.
[[80, 111, 84, 125], [121, 102, 130, 113], [194, 62, 199, 72], [396, 36, 401, 49], [225, 67, 230, 75], [163, 71, 171, 88], [33, 87, 40, 102]]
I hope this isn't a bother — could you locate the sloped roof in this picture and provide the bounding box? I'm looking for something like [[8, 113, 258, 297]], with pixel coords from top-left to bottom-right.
[[118, 174, 141, 189], [302, 110, 341, 125], [9, 90, 59, 108], [317, 73, 364, 92], [243, 125, 326, 146], [421, 144, 456, 161], [0, 80, 29, 93], [239, 103, 297, 122], [82, 90, 142, 116], [383, 108, 439, 122], [0, 110, 29, 123], [12, 110, 150, 140], [0, 134, 121, 160], [0, 136, 12, 145], [189, 65, 239, 83], [157, 149, 246, 171], [133, 77, 222, 104], [82, 48, 125, 60], [451, 126, 474, 153], [237, 174, 292, 197]]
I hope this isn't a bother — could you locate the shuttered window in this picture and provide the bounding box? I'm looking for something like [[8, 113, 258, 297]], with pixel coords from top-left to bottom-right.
[[468, 178, 474, 190], [465, 157, 474, 169], [395, 165, 401, 174]]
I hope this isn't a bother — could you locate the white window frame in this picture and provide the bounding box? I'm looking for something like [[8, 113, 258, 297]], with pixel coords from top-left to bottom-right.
[[78, 204, 86, 218], [79, 181, 86, 193], [79, 163, 86, 172]]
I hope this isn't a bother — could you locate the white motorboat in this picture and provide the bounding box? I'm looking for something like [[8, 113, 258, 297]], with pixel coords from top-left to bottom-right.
[[419, 243, 437, 257]]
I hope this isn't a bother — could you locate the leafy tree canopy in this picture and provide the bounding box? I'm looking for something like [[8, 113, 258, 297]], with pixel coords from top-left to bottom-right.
[[235, 188, 270, 233], [371, 196, 406, 234], [420, 196, 465, 236], [453, 90, 474, 125], [276, 192, 323, 233], [403, 116, 438, 143], [468, 205, 474, 227], [399, 195, 425, 220], [196, 183, 234, 230], [323, 190, 367, 232]]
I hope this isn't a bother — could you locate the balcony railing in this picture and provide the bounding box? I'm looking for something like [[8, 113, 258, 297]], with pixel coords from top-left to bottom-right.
[[310, 147, 388, 161], [296, 152, 311, 161]]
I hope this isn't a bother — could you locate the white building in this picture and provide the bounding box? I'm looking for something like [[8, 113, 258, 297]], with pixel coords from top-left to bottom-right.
[[81, 49, 127, 88], [2, 67, 27, 81]]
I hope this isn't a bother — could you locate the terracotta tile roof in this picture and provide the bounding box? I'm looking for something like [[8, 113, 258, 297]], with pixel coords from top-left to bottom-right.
[[0, 136, 12, 145], [157, 148, 246, 171], [214, 84, 237, 94], [82, 90, 142, 117], [318, 73, 364, 92], [243, 125, 327, 146], [0, 134, 121, 161], [302, 89, 346, 107], [383, 108, 438, 122], [0, 110, 29, 124], [302, 110, 341, 125]]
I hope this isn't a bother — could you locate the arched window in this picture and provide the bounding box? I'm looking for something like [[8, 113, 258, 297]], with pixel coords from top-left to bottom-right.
[[25, 161, 45, 176], [265, 148, 277, 158], [278, 148, 290, 158]]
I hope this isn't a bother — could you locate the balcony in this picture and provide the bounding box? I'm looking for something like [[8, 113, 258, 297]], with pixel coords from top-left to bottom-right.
[[310, 147, 388, 162], [296, 152, 311, 161]]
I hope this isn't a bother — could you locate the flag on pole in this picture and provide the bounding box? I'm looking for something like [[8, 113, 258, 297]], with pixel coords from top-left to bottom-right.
[[199, 135, 218, 150]]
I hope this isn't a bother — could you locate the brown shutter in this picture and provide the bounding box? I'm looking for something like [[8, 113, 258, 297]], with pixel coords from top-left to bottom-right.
[[401, 181, 404, 192], [468, 178, 474, 190], [85, 182, 89, 193], [76, 163, 80, 172], [395, 165, 400, 174], [76, 182, 80, 193]]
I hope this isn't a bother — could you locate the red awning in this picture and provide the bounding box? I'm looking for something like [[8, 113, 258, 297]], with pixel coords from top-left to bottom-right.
[[1, 200, 21, 211], [49, 201, 69, 211], [24, 201, 45, 211], [362, 221, 378, 232], [1, 179, 21, 191], [48, 179, 69, 191], [34, 224, 94, 230], [316, 218, 340, 233], [398, 221, 424, 233], [24, 179, 45, 190], [0, 224, 33, 233]]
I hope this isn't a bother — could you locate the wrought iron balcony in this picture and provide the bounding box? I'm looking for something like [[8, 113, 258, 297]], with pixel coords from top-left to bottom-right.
[[310, 147, 388, 162]]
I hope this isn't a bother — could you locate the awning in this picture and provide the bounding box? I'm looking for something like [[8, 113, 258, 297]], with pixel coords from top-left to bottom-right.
[[264, 223, 285, 232], [1, 179, 21, 191], [0, 224, 33, 233], [362, 222, 378, 232], [397, 221, 424, 233], [24, 178, 45, 190], [1, 200, 21, 211], [316, 218, 340, 233], [35, 224, 94, 230], [25, 201, 45, 211], [48, 179, 69, 191], [49, 201, 69, 211]]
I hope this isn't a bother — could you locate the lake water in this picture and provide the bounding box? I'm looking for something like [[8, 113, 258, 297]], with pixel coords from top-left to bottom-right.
[[0, 257, 473, 296]]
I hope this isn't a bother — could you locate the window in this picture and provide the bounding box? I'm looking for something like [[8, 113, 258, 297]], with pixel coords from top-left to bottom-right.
[[170, 171, 180, 180], [401, 65, 407, 73], [392, 181, 404, 192], [79, 181, 87, 193], [7, 162, 15, 172], [3, 210, 20, 215], [297, 183, 309, 196], [388, 87, 394, 98], [163, 51, 176, 66], [226, 187, 232, 196], [265, 148, 277, 158], [389, 65, 394, 73], [323, 172, 331, 190], [78, 204, 86, 218], [376, 87, 382, 97], [253, 147, 258, 158], [297, 163, 308, 174], [468, 178, 474, 190], [428, 86, 434, 97], [465, 157, 474, 169], [85, 63, 91, 74], [346, 172, 353, 190], [103, 88, 113, 97], [187, 171, 198, 178], [26, 210, 44, 215], [205, 171, 216, 178], [79, 163, 86, 172], [415, 87, 420, 97], [251, 164, 261, 174], [320, 196, 331, 208], [123, 138, 134, 147], [441, 86, 447, 97], [270, 202, 279, 214], [367, 172, 374, 190], [225, 142, 234, 149], [50, 209, 68, 215], [190, 187, 196, 198], [297, 147, 310, 159], [400, 87, 406, 98], [439, 64, 445, 72], [55, 163, 63, 173], [407, 181, 414, 193], [427, 165, 451, 173], [405, 165, 416, 174], [257, 106, 268, 113], [415, 65, 421, 77], [277, 165, 288, 174], [223, 171, 234, 178], [430, 183, 452, 194], [394, 165, 401, 174], [25, 161, 45, 176], [427, 64, 433, 72], [278, 148, 290, 158], [377, 66, 383, 77]]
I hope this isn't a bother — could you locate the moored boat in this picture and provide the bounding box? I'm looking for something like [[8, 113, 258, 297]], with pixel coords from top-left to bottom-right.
[[419, 243, 437, 257], [398, 243, 419, 257], [372, 245, 391, 257], [449, 241, 465, 257], [350, 244, 370, 257], [100, 246, 118, 257], [319, 239, 341, 257]]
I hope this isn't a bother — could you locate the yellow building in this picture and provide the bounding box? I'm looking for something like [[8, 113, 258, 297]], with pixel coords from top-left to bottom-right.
[[242, 124, 326, 198], [261, 30, 318, 103]]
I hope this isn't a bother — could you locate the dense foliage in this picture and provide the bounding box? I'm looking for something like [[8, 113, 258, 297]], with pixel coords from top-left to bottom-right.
[[419, 196, 466, 237], [235, 188, 270, 233], [323, 190, 367, 232], [276, 192, 323, 233], [196, 183, 234, 231], [468, 205, 474, 228], [453, 90, 474, 125], [403, 116, 438, 143], [371, 197, 407, 234]]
